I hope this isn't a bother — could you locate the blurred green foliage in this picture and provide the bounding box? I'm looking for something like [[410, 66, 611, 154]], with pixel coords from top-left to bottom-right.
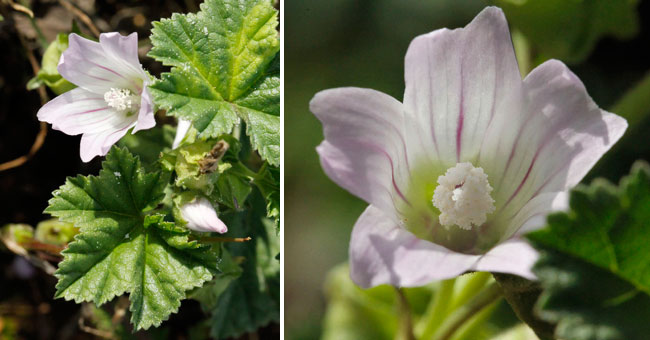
[[34, 219, 77, 245], [493, 0, 639, 64], [322, 265, 528, 340]]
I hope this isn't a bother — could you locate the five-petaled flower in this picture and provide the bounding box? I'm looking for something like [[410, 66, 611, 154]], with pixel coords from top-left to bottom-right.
[[37, 32, 155, 162], [310, 7, 627, 288]]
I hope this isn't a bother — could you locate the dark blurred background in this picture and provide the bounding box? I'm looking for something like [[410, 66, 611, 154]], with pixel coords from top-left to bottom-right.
[[284, 0, 650, 338], [0, 0, 279, 338]]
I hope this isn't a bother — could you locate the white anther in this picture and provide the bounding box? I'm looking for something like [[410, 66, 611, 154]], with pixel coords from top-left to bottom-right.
[[104, 88, 138, 113], [432, 162, 495, 230]]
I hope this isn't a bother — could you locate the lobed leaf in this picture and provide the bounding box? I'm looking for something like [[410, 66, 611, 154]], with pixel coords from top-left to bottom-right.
[[148, 0, 280, 165], [528, 161, 650, 340], [46, 147, 218, 330]]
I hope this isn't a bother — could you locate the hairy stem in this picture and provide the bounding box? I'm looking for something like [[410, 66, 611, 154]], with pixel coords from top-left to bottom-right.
[[395, 287, 415, 340], [492, 273, 555, 340]]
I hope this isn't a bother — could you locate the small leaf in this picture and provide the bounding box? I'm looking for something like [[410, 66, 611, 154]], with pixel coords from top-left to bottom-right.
[[528, 161, 650, 340], [46, 147, 218, 330], [148, 0, 280, 165]]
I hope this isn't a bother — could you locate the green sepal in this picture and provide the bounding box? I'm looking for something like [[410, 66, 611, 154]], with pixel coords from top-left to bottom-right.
[[33, 33, 76, 94]]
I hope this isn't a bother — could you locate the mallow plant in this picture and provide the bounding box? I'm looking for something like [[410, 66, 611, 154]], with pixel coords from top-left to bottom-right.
[[26, 0, 279, 336], [311, 6, 650, 340]]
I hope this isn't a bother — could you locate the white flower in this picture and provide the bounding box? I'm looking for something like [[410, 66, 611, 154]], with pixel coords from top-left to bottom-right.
[[172, 119, 192, 149], [37, 32, 155, 162], [180, 197, 228, 233], [310, 7, 627, 288]]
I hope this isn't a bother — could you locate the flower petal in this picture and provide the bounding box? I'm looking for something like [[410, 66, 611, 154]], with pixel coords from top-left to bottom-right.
[[180, 198, 228, 233], [98, 32, 145, 76], [172, 119, 192, 149], [311, 88, 410, 218], [349, 205, 482, 288], [474, 239, 538, 280], [79, 125, 133, 162], [507, 191, 568, 239], [403, 7, 522, 168], [132, 87, 156, 133], [483, 60, 627, 222], [37, 87, 136, 135], [58, 33, 144, 94]]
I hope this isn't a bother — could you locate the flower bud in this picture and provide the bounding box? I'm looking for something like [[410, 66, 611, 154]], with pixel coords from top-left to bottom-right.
[[180, 198, 227, 233]]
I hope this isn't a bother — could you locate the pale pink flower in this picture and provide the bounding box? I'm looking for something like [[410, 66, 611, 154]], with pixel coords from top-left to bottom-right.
[[310, 7, 627, 288], [37, 32, 155, 162], [180, 197, 228, 233]]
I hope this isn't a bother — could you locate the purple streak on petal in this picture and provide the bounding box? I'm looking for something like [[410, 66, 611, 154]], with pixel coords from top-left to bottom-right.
[[88, 60, 142, 93], [351, 139, 411, 207], [69, 107, 110, 117], [404, 7, 522, 166], [456, 73, 465, 162], [501, 146, 541, 212], [311, 88, 409, 216], [495, 111, 537, 189]]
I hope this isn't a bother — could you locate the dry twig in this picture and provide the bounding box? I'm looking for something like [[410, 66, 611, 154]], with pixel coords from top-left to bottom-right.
[[0, 19, 48, 172], [57, 0, 100, 38]]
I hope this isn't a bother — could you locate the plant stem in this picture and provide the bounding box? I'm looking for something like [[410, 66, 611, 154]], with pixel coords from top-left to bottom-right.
[[200, 236, 251, 243], [447, 297, 499, 340], [492, 273, 555, 340], [395, 287, 415, 340], [449, 272, 491, 311], [432, 282, 502, 340], [418, 279, 456, 339], [513, 29, 531, 77]]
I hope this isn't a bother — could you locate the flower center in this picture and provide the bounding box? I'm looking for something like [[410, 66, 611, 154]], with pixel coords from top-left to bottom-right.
[[432, 162, 495, 230], [104, 88, 138, 115]]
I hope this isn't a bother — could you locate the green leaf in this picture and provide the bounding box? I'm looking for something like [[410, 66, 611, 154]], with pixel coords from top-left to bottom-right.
[[211, 166, 253, 210], [45, 147, 218, 330], [253, 163, 279, 231], [528, 161, 650, 340], [492, 0, 640, 64], [204, 206, 279, 339], [148, 0, 280, 165]]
